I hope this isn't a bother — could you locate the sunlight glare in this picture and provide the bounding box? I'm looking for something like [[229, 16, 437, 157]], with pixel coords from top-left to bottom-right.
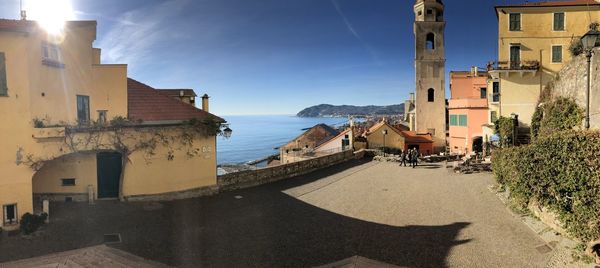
[[26, 0, 75, 34]]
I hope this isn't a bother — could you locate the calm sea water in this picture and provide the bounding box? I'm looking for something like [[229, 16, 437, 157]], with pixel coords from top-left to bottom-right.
[[217, 115, 350, 164]]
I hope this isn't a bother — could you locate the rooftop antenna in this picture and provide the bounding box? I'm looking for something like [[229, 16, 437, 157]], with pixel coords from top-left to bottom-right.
[[20, 0, 27, 20]]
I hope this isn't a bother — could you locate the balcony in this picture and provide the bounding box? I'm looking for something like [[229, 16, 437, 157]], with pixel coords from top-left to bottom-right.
[[448, 98, 488, 109], [486, 60, 539, 79]]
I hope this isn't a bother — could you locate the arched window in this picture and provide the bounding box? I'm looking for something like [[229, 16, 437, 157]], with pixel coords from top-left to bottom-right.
[[426, 33, 435, 50], [428, 88, 435, 102]]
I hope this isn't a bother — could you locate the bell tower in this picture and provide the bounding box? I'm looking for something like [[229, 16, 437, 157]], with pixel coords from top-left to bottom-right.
[[414, 0, 446, 153]]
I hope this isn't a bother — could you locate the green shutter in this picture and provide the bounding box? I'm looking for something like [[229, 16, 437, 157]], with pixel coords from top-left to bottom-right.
[[554, 13, 564, 31], [450, 115, 457, 126], [459, 115, 468, 127], [0, 52, 7, 96], [552, 46, 562, 63]]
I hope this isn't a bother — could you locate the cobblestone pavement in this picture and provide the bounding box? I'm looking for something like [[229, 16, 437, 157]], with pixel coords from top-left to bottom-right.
[[0, 160, 556, 267]]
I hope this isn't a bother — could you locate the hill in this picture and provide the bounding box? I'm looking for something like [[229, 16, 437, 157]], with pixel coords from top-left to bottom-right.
[[297, 104, 405, 117]]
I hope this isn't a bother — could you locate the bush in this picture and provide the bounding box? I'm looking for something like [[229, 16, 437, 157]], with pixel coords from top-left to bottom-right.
[[537, 97, 584, 137], [494, 116, 515, 147], [569, 38, 584, 57], [20, 212, 48, 235], [493, 130, 600, 242]]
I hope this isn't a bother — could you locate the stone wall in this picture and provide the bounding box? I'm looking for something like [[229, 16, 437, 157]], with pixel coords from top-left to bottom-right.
[[218, 150, 363, 192], [552, 48, 600, 128]]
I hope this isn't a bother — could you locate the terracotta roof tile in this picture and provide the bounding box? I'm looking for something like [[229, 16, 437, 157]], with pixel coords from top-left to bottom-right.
[[127, 78, 224, 123], [157, 89, 197, 97]]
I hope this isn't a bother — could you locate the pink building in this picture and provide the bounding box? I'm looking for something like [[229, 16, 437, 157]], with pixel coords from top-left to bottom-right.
[[448, 68, 489, 155]]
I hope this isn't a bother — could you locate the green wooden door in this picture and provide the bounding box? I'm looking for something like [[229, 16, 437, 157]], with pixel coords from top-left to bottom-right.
[[97, 152, 122, 198]]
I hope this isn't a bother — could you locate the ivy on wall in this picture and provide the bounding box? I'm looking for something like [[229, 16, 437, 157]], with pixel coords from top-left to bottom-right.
[[24, 116, 226, 200]]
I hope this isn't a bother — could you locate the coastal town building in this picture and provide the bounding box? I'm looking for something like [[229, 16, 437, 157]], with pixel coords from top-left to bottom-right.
[[365, 119, 433, 155], [413, 0, 447, 153], [279, 124, 340, 164], [0, 19, 224, 230], [486, 0, 600, 139], [448, 68, 489, 155]]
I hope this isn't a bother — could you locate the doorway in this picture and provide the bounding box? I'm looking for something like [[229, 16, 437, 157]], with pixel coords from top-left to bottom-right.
[[97, 152, 122, 198]]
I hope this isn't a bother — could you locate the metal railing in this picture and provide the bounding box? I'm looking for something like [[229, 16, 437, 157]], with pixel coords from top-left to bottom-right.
[[487, 60, 540, 71]]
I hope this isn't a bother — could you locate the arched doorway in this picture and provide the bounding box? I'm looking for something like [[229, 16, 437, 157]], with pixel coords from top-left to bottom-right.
[[472, 137, 483, 153]]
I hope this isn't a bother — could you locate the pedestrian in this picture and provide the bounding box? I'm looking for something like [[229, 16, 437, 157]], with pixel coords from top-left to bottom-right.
[[407, 149, 413, 167], [400, 149, 407, 167], [411, 148, 419, 168]]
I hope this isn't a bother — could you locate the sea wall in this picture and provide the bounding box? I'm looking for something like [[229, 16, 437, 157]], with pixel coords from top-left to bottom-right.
[[218, 149, 363, 191]]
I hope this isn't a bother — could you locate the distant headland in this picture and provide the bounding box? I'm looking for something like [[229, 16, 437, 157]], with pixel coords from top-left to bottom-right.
[[297, 104, 405, 118]]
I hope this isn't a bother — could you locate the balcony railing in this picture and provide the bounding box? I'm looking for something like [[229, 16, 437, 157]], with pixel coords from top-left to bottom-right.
[[487, 60, 540, 71]]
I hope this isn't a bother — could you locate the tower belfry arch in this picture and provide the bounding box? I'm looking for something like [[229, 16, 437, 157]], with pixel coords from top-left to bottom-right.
[[413, 0, 447, 153]]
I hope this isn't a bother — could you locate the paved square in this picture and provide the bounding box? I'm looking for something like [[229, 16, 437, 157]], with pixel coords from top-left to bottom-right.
[[0, 160, 552, 267]]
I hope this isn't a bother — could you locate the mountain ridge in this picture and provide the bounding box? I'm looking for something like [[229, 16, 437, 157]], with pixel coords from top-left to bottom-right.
[[297, 104, 405, 117]]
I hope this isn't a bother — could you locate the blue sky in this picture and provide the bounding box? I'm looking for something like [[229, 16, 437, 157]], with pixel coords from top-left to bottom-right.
[[1, 0, 527, 115]]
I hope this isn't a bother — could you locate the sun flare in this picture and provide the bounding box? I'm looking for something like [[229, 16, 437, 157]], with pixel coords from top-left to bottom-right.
[[25, 0, 75, 34]]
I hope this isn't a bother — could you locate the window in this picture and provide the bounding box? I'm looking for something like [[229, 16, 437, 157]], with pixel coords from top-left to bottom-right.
[[3, 204, 17, 225], [97, 110, 107, 124], [427, 128, 435, 136], [510, 45, 521, 68], [77, 95, 90, 125], [61, 178, 76, 186], [0, 52, 7, 96], [492, 81, 500, 102], [480, 87, 487, 99], [449, 115, 458, 126], [509, 13, 521, 31], [553, 13, 565, 31], [427, 9, 433, 15], [426, 33, 435, 50], [458, 115, 468, 126], [552, 45, 563, 63], [427, 88, 435, 102], [418, 10, 422, 16], [491, 111, 498, 124]]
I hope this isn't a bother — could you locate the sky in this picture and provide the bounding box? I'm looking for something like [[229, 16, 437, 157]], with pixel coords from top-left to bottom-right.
[[0, 0, 529, 115]]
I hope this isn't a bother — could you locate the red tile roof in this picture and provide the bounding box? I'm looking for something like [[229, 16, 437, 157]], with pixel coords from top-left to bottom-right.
[[497, 0, 600, 8], [401, 131, 434, 143], [157, 89, 197, 97], [127, 78, 224, 123]]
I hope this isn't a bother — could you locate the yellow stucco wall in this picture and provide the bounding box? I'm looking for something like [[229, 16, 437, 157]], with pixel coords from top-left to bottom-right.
[[494, 5, 599, 127], [123, 136, 217, 197], [366, 125, 405, 150], [32, 153, 97, 196], [0, 22, 128, 227], [30, 133, 217, 199]]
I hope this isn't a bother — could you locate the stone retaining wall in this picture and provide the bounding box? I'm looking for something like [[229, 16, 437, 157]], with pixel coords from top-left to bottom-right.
[[125, 150, 364, 202], [218, 150, 363, 191]]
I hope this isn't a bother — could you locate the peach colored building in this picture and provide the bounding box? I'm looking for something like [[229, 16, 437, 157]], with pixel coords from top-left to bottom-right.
[[448, 69, 489, 155]]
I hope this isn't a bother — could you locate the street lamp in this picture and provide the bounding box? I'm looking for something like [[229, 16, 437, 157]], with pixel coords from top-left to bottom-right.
[[581, 27, 600, 129], [382, 129, 388, 157], [222, 125, 233, 139]]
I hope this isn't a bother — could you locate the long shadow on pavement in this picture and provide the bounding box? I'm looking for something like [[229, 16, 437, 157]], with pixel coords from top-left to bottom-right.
[[0, 159, 471, 268]]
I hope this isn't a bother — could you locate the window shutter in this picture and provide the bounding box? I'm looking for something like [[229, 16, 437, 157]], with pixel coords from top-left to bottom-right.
[[0, 52, 7, 96]]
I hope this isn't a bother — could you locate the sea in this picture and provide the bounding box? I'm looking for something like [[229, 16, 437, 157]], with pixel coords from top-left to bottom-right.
[[216, 115, 351, 165]]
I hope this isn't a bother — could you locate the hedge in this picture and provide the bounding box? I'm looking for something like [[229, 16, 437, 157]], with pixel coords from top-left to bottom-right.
[[492, 130, 600, 242]]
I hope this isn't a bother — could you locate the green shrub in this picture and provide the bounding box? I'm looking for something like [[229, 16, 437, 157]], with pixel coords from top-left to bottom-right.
[[538, 97, 584, 137], [494, 116, 515, 147], [569, 38, 583, 57], [493, 130, 600, 242], [20, 212, 48, 235]]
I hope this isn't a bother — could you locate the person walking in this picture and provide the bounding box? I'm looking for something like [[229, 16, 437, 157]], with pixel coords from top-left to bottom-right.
[[400, 149, 407, 167], [411, 148, 419, 168]]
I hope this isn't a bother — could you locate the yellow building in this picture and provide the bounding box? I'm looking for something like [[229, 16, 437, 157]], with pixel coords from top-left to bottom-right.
[[487, 0, 600, 134], [0, 19, 225, 230]]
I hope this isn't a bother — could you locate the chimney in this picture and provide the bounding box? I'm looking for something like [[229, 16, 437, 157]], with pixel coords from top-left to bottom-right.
[[201, 94, 209, 112]]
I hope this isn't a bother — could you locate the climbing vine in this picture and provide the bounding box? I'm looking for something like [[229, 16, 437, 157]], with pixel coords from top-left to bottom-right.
[[23, 116, 226, 200]]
